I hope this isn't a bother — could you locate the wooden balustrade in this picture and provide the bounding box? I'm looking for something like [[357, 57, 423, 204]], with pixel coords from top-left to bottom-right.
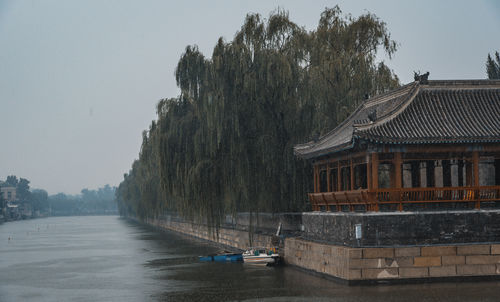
[[309, 186, 500, 212], [309, 189, 376, 212]]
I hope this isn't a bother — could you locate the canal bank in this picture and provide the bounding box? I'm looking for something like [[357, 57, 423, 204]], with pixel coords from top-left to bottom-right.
[[6, 216, 500, 301], [142, 212, 302, 251], [139, 209, 500, 284]]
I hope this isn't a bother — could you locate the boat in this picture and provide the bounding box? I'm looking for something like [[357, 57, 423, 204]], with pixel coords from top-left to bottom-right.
[[242, 247, 280, 265], [199, 250, 243, 262]]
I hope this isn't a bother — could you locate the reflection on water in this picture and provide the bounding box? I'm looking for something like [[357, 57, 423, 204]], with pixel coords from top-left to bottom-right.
[[1, 216, 500, 301]]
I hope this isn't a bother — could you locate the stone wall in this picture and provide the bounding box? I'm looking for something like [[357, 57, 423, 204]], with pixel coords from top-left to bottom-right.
[[303, 209, 500, 247], [222, 212, 302, 236], [285, 238, 500, 284], [139, 210, 500, 283], [284, 237, 356, 281], [145, 216, 275, 250]]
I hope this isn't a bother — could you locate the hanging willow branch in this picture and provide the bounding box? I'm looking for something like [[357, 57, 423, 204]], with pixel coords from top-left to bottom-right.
[[116, 6, 400, 226]]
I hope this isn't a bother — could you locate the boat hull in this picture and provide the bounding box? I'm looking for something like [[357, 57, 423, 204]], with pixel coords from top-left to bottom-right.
[[242, 255, 278, 264], [213, 253, 243, 262], [242, 248, 280, 265], [199, 253, 243, 262]]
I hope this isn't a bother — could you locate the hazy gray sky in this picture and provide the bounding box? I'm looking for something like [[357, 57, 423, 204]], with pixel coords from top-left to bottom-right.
[[1, 0, 499, 194]]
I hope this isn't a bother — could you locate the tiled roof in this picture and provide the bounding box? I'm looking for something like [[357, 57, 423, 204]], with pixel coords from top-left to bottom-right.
[[294, 80, 500, 159]]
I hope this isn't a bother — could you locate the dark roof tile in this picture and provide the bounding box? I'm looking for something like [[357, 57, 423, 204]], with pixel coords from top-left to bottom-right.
[[295, 80, 500, 159]]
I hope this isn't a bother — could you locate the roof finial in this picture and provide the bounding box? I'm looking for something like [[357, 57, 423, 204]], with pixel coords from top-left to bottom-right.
[[311, 131, 320, 142], [367, 110, 377, 122], [413, 71, 430, 84]]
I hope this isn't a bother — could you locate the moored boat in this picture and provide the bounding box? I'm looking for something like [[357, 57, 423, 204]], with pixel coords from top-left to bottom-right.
[[242, 247, 280, 265]]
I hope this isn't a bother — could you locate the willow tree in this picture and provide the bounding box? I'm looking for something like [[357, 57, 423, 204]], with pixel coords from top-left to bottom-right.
[[116, 7, 400, 226], [300, 7, 399, 137]]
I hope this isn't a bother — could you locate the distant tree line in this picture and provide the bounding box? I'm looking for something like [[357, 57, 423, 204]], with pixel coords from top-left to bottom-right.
[[115, 6, 400, 225], [0, 175, 117, 217], [49, 185, 117, 216]]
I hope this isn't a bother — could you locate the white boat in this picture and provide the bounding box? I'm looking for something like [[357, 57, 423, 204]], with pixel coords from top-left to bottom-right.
[[242, 247, 280, 265]]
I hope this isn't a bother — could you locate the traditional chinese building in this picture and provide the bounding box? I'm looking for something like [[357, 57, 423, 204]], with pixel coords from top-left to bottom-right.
[[295, 79, 500, 211]]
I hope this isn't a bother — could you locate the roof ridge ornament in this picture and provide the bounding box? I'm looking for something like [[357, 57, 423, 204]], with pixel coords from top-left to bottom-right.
[[311, 131, 320, 142], [367, 110, 377, 122], [414, 71, 430, 84]]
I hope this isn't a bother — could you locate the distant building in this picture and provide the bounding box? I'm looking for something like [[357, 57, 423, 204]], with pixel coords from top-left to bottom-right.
[[0, 182, 17, 202]]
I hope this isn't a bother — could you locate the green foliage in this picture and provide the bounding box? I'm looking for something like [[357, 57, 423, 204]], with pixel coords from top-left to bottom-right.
[[2, 175, 30, 202], [50, 185, 117, 215], [17, 178, 31, 201], [486, 51, 500, 79], [31, 189, 49, 212], [6, 175, 18, 187], [116, 7, 400, 225], [0, 192, 5, 210], [1, 175, 115, 216]]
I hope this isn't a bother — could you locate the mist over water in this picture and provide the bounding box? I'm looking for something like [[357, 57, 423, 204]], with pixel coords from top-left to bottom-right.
[[1, 216, 500, 301]]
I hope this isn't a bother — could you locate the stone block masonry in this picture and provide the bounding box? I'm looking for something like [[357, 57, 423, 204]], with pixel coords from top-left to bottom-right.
[[137, 210, 500, 284], [142, 212, 302, 250], [302, 210, 500, 246], [145, 216, 274, 250], [285, 238, 500, 283]]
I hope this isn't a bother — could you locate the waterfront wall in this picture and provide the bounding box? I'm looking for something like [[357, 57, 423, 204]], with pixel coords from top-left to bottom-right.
[[286, 209, 500, 283], [302, 209, 500, 247], [143, 212, 301, 250], [140, 209, 500, 284], [285, 238, 500, 284], [145, 216, 272, 250]]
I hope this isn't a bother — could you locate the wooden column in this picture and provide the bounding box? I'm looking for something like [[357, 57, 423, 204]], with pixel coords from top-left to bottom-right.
[[326, 165, 331, 192], [350, 159, 354, 190], [394, 152, 402, 188], [371, 153, 379, 189], [314, 165, 318, 193], [367, 156, 372, 190], [337, 164, 342, 192], [394, 152, 403, 211], [496, 159, 500, 186], [473, 151, 480, 209], [473, 151, 479, 186]]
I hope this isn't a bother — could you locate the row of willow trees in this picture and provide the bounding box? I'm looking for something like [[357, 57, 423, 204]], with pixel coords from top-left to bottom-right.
[[115, 7, 400, 225]]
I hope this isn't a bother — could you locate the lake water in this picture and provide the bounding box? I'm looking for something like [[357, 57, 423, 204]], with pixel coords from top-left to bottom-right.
[[1, 216, 500, 301]]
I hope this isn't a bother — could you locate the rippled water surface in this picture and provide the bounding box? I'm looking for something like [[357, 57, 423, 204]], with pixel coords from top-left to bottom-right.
[[1, 216, 500, 301]]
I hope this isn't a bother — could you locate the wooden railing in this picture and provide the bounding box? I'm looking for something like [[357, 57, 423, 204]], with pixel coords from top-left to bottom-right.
[[309, 186, 500, 212], [309, 189, 376, 212]]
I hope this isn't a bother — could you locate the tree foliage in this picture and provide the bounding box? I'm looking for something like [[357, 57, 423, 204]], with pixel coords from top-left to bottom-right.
[[31, 189, 49, 212], [0, 191, 5, 210], [1, 174, 116, 216], [6, 175, 18, 187], [50, 185, 117, 215], [116, 7, 400, 224], [486, 51, 500, 79], [17, 178, 31, 201]]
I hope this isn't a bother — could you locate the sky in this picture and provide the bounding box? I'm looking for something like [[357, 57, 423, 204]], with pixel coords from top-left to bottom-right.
[[0, 0, 499, 195]]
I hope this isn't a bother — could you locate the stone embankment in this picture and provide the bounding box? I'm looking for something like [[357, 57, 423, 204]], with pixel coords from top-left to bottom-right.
[[141, 209, 500, 284], [286, 238, 500, 284], [145, 212, 301, 250]]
